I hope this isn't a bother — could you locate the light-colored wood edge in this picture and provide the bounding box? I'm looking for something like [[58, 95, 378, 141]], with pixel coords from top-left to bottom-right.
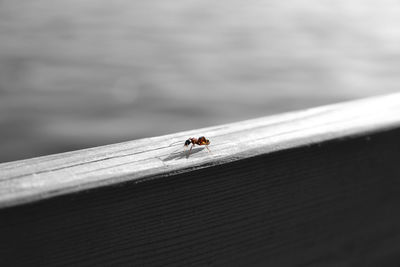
[[1, 93, 400, 209]]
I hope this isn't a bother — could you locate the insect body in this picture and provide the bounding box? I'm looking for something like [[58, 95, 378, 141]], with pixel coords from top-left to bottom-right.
[[184, 136, 211, 157]]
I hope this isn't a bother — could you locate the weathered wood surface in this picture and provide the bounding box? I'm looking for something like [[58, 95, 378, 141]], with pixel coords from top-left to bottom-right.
[[1, 94, 400, 265], [1, 93, 400, 209]]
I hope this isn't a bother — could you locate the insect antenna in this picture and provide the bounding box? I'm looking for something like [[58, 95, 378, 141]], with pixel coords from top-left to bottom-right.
[[168, 140, 185, 147]]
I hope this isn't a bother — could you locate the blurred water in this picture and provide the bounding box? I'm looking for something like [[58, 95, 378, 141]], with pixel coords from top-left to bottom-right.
[[1, 0, 400, 163]]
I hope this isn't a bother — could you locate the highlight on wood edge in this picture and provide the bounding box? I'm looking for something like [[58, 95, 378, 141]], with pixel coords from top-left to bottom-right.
[[1, 92, 400, 209]]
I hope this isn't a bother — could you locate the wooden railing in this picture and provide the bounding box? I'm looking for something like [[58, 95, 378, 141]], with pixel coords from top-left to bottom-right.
[[1, 93, 400, 266]]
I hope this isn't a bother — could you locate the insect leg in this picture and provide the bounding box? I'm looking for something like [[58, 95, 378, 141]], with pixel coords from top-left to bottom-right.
[[187, 144, 194, 157]]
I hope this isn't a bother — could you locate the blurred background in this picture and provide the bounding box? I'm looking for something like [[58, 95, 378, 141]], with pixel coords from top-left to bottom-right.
[[1, 0, 400, 163]]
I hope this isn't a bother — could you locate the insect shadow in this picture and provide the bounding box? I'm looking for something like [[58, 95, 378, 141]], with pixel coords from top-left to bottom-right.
[[162, 147, 206, 162]]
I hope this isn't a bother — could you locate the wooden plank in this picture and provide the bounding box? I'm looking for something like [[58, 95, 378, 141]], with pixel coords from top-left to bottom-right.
[[2, 93, 400, 266], [1, 114, 400, 265], [1, 93, 400, 209]]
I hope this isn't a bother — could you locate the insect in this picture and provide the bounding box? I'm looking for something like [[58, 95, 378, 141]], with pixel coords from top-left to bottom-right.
[[184, 136, 211, 157]]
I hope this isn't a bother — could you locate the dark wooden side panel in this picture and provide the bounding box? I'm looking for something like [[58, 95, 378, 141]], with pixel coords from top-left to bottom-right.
[[2, 128, 400, 266]]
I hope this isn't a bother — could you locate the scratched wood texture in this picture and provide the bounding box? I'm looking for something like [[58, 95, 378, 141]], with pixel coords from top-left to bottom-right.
[[1, 94, 400, 266], [1, 93, 400, 208]]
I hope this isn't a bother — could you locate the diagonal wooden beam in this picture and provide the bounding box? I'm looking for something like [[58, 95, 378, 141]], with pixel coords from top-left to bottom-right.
[[1, 93, 400, 209]]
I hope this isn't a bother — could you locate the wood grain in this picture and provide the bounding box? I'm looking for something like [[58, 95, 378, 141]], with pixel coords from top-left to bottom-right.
[[1, 93, 400, 209], [1, 119, 400, 266]]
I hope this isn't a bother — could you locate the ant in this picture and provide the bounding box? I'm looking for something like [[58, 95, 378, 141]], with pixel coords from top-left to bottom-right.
[[184, 136, 211, 157]]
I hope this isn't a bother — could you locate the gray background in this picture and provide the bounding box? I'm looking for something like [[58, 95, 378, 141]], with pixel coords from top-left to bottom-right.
[[1, 0, 400, 163]]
